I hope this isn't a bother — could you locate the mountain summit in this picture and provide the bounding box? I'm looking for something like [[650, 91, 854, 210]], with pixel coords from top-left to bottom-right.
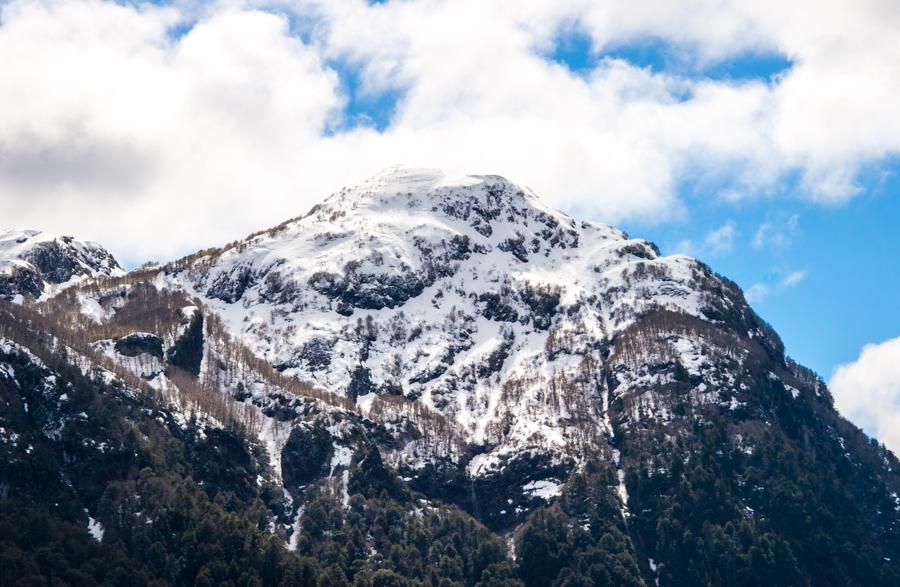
[[0, 228, 123, 301], [166, 167, 772, 485], [1, 168, 898, 586]]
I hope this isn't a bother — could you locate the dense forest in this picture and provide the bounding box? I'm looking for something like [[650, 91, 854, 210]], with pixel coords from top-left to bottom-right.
[[2, 295, 899, 586]]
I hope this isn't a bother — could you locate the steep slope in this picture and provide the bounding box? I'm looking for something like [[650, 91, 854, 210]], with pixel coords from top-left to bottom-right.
[[0, 284, 518, 587], [0, 302, 324, 585], [0, 229, 123, 301]]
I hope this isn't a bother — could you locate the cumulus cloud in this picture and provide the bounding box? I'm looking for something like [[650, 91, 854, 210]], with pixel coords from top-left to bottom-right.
[[0, 0, 899, 263], [831, 337, 900, 454], [0, 0, 344, 261]]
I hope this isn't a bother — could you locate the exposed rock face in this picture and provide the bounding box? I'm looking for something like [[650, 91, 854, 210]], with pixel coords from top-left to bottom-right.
[[114, 332, 164, 359], [0, 229, 123, 300], [166, 310, 204, 376], [0, 262, 44, 299]]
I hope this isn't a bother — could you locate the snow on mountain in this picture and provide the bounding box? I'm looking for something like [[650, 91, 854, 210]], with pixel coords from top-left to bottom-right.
[[0, 229, 123, 301], [154, 166, 773, 484], [5, 167, 899, 580]]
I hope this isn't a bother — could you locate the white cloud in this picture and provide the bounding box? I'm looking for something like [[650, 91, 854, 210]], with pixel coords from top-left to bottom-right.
[[831, 337, 900, 454], [0, 0, 899, 262], [752, 214, 799, 250], [744, 283, 768, 303], [782, 270, 807, 287], [0, 0, 348, 261], [744, 268, 806, 303], [673, 221, 736, 258], [703, 222, 738, 256]]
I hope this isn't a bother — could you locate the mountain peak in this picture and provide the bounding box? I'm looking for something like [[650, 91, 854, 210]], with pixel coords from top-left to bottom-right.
[[160, 168, 783, 493], [0, 228, 123, 301], [312, 165, 551, 222], [360, 165, 525, 195], [364, 165, 475, 192], [275, 167, 625, 274]]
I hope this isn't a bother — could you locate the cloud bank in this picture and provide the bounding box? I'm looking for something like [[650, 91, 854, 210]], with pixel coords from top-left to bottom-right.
[[1, 0, 900, 263], [831, 337, 900, 455]]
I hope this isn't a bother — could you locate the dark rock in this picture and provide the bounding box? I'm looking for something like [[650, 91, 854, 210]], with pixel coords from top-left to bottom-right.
[[308, 237, 472, 314], [114, 333, 164, 359], [21, 241, 84, 284], [166, 311, 204, 375], [0, 235, 121, 301], [299, 337, 333, 372], [498, 235, 529, 263], [307, 270, 347, 299], [476, 335, 513, 378], [478, 292, 519, 322], [409, 363, 448, 385], [310, 266, 428, 313], [347, 366, 374, 401], [259, 270, 300, 304], [206, 265, 256, 303], [520, 285, 560, 330], [0, 264, 44, 300], [618, 241, 658, 260]]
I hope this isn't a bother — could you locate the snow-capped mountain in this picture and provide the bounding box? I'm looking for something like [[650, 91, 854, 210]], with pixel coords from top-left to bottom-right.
[[2, 167, 898, 586], [160, 168, 772, 483], [0, 229, 123, 301]]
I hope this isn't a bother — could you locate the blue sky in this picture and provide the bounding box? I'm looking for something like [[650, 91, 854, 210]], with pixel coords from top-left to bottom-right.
[[550, 29, 794, 83], [621, 165, 900, 380]]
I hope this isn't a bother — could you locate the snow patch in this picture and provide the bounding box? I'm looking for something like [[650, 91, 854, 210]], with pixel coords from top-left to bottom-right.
[[522, 479, 562, 500], [86, 511, 104, 542]]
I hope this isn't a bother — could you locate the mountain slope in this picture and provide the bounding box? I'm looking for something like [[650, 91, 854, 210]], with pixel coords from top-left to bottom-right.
[[2, 167, 899, 586], [164, 168, 765, 464], [151, 169, 782, 510]]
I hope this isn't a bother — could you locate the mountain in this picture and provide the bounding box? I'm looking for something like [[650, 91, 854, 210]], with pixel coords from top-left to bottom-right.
[[1, 167, 898, 586], [0, 229, 123, 301]]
